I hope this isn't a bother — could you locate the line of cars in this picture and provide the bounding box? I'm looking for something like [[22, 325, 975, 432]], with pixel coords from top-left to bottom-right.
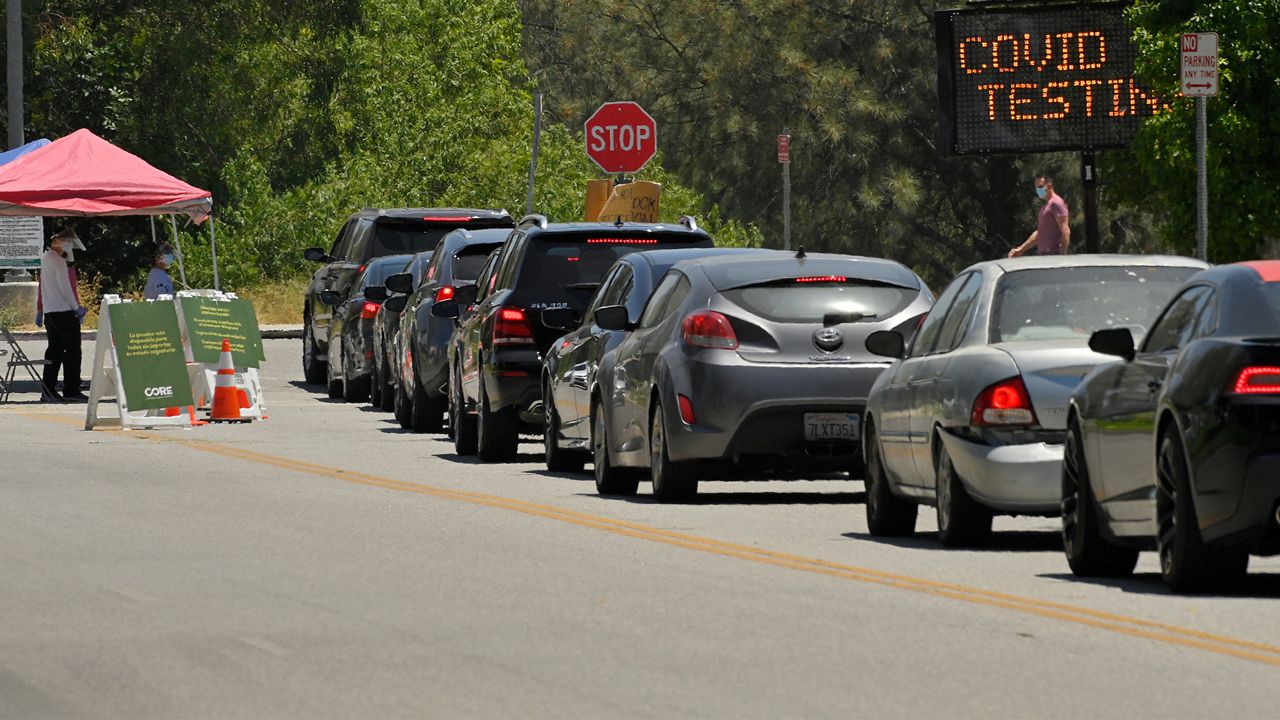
[[303, 206, 1280, 593]]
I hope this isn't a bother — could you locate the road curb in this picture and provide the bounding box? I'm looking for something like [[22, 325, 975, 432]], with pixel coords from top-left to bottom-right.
[[6, 326, 303, 341]]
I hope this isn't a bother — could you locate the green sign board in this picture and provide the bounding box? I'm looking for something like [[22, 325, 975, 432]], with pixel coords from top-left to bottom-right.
[[179, 297, 265, 368], [108, 302, 194, 411]]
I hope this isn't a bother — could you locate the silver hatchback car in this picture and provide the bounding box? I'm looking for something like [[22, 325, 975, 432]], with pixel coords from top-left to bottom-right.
[[861, 254, 1208, 546], [591, 251, 934, 502]]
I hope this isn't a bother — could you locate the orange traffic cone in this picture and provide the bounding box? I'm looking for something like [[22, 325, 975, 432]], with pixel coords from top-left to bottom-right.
[[210, 338, 249, 423]]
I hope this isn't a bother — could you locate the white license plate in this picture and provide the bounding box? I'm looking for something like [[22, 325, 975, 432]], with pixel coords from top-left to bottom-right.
[[804, 413, 860, 442]]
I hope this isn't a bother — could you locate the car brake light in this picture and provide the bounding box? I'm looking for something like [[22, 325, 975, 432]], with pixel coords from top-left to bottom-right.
[[794, 275, 848, 283], [971, 376, 1037, 426], [682, 310, 738, 350], [677, 394, 696, 425], [422, 215, 473, 222], [360, 301, 380, 319], [492, 306, 535, 346], [435, 285, 455, 303], [1232, 366, 1280, 394], [586, 238, 659, 245]]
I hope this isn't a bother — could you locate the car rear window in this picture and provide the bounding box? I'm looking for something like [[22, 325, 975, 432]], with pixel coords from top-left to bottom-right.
[[991, 265, 1200, 343], [454, 244, 502, 282], [721, 278, 918, 324], [519, 233, 709, 310], [370, 220, 456, 256], [359, 256, 412, 289]]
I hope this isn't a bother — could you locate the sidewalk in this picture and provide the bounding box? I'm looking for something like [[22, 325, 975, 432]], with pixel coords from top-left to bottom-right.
[[5, 325, 304, 341]]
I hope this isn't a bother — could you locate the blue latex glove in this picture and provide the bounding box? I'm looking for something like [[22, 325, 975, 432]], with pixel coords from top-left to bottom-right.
[[76, 306, 87, 324], [35, 310, 43, 327]]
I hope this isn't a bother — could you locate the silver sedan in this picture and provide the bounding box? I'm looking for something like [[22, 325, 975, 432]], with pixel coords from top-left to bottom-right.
[[861, 254, 1208, 546]]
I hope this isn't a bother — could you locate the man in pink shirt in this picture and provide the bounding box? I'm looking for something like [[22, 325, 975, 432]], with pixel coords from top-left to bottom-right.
[[1008, 176, 1071, 257]]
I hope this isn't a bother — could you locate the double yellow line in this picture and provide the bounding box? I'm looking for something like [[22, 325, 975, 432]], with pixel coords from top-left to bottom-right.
[[27, 412, 1280, 668]]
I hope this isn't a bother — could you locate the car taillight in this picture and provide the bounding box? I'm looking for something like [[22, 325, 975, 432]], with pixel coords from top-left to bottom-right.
[[492, 306, 535, 346], [681, 310, 738, 350], [586, 238, 659, 245], [1232, 366, 1280, 394], [677, 394, 696, 425], [794, 275, 848, 283], [971, 376, 1037, 427], [422, 215, 473, 221], [360, 301, 380, 319], [435, 285, 455, 303]]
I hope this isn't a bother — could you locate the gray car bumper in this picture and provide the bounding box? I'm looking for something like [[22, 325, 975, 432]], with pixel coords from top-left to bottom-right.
[[938, 431, 1063, 514]]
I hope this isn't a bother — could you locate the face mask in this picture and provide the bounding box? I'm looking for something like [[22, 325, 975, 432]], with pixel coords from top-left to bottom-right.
[[1035, 186, 1048, 199], [162, 253, 175, 266]]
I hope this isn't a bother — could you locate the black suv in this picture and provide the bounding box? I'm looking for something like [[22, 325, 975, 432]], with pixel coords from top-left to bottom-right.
[[302, 208, 513, 386], [434, 214, 713, 462]]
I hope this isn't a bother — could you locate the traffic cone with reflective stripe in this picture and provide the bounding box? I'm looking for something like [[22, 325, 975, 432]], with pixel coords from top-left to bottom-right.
[[210, 338, 248, 423]]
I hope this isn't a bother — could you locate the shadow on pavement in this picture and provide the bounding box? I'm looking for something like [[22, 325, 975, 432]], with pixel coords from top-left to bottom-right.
[[590, 490, 864, 506], [1039, 571, 1280, 599], [842, 530, 1063, 553]]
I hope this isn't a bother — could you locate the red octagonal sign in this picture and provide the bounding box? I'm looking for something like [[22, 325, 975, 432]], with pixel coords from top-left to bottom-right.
[[584, 101, 657, 174]]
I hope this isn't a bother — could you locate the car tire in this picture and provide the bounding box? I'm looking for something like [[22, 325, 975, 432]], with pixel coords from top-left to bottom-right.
[[477, 373, 518, 462], [650, 399, 697, 503], [303, 315, 327, 385], [544, 381, 586, 473], [343, 345, 370, 402], [863, 422, 917, 537], [453, 367, 478, 456], [593, 398, 639, 495], [394, 378, 413, 429], [1061, 418, 1138, 577], [411, 370, 445, 433], [369, 356, 383, 407], [1156, 429, 1249, 593], [379, 358, 396, 412], [326, 355, 343, 399], [935, 443, 992, 547]]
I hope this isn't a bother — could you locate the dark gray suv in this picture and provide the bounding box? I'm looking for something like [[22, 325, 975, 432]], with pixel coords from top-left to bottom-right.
[[301, 208, 513, 388]]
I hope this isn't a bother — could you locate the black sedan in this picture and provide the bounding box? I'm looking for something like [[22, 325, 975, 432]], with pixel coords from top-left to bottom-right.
[[322, 254, 412, 402], [370, 250, 433, 412], [541, 247, 768, 474], [1064, 260, 1280, 592], [395, 228, 509, 432], [594, 251, 933, 501]]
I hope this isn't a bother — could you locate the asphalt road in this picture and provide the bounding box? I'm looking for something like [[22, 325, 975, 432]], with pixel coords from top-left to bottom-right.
[[3, 338, 1280, 718]]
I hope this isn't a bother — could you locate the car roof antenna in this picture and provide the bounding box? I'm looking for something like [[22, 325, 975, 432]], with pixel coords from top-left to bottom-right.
[[615, 215, 624, 227], [795, 245, 806, 259]]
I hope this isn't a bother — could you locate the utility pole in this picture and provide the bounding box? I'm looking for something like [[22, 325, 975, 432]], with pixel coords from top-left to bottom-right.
[[6, 0, 22, 149], [779, 129, 791, 251], [526, 91, 542, 215]]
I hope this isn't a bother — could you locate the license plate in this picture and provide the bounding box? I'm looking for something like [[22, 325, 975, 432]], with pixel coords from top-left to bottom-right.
[[804, 412, 860, 442]]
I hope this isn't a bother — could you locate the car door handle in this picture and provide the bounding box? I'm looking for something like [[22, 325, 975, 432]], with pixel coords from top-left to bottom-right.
[[1147, 379, 1163, 392]]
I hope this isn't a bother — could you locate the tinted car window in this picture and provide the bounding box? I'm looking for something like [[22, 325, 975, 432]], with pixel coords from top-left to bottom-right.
[[329, 222, 351, 258], [371, 219, 454, 256], [518, 234, 704, 312], [991, 266, 1198, 343], [934, 273, 983, 352], [359, 256, 412, 289], [346, 219, 374, 260], [408, 252, 434, 287], [911, 272, 971, 357], [454, 243, 503, 282], [721, 280, 917, 324], [1143, 286, 1215, 353], [640, 273, 682, 328], [584, 264, 626, 321]]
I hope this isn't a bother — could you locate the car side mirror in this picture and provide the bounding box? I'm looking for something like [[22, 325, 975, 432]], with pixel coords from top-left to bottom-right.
[[432, 299, 460, 318], [383, 295, 408, 313], [1089, 327, 1135, 361], [542, 307, 577, 330], [594, 305, 632, 331], [454, 283, 479, 307], [364, 285, 389, 301], [304, 247, 330, 263], [865, 330, 906, 359], [319, 289, 342, 307], [385, 272, 413, 294]]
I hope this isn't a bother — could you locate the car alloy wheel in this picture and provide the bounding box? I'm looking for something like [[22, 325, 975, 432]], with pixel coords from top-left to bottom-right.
[[452, 365, 478, 455], [302, 317, 327, 385], [934, 444, 992, 548], [544, 381, 585, 473], [649, 399, 696, 503], [1155, 429, 1248, 593], [863, 422, 916, 536], [593, 400, 638, 496], [1060, 419, 1138, 577]]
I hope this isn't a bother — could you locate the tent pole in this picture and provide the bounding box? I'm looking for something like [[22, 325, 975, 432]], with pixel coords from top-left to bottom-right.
[[169, 214, 188, 288], [208, 212, 220, 291]]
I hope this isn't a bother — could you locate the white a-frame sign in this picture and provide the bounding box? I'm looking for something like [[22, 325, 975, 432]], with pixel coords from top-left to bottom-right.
[[85, 296, 197, 430]]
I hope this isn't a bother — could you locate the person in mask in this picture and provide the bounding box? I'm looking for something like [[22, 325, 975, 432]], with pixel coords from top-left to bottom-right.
[[1008, 175, 1071, 257], [144, 243, 176, 300], [35, 227, 87, 401]]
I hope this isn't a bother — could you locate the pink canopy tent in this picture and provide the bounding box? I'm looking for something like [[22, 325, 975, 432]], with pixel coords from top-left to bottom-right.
[[0, 128, 219, 287]]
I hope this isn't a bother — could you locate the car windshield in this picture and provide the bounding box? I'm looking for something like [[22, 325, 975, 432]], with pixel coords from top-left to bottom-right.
[[359, 256, 412, 289], [521, 234, 707, 310], [721, 279, 918, 323], [454, 244, 502, 282], [991, 266, 1200, 343]]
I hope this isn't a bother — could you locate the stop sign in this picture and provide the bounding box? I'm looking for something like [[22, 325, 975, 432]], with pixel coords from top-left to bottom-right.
[[584, 101, 657, 174]]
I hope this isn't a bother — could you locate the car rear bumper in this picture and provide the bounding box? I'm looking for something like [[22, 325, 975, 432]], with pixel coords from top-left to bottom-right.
[[664, 359, 888, 465], [938, 431, 1063, 514], [483, 347, 543, 427]]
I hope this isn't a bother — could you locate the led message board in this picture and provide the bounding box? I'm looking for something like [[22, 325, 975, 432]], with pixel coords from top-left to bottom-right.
[[935, 3, 1164, 155]]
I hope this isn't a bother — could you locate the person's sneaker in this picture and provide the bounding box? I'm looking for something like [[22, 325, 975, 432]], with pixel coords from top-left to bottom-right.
[[42, 391, 65, 403], [62, 392, 88, 402]]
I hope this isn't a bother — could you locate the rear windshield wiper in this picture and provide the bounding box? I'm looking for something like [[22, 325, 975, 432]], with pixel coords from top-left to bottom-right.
[[824, 311, 877, 326], [564, 282, 601, 291]]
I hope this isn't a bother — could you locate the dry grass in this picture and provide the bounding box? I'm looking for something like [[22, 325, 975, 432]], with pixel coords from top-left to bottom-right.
[[234, 275, 309, 326]]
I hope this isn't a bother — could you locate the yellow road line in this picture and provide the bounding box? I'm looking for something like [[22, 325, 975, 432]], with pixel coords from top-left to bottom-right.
[[24, 411, 1280, 668]]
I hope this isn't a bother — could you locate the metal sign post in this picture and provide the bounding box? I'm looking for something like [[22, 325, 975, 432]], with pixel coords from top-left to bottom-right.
[[1181, 32, 1218, 261], [526, 91, 542, 215], [779, 130, 791, 252]]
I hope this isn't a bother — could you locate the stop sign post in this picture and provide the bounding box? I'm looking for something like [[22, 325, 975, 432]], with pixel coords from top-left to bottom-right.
[[584, 101, 657, 175]]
